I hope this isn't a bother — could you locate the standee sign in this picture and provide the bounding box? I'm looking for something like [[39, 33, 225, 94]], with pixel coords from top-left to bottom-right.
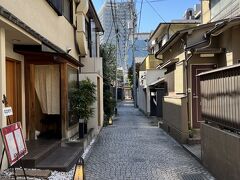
[[1, 122, 28, 166]]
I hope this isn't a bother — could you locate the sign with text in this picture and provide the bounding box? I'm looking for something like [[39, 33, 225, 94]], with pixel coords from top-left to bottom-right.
[[3, 107, 13, 117], [1, 122, 28, 166]]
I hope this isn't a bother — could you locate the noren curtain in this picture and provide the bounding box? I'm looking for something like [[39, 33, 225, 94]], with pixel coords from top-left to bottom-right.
[[35, 65, 60, 114]]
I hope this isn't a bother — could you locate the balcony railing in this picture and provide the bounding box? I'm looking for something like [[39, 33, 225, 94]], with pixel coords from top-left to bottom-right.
[[199, 63, 240, 132]]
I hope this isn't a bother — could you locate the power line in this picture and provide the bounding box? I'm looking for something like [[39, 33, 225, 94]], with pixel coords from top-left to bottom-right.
[[144, 0, 167, 23], [144, 0, 176, 34], [138, 0, 144, 34], [110, 0, 118, 35], [105, 21, 114, 44]]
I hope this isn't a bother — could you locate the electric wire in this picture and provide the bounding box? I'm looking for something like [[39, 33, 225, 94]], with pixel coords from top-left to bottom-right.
[[105, 21, 114, 44], [144, 0, 175, 34], [138, 0, 144, 34]]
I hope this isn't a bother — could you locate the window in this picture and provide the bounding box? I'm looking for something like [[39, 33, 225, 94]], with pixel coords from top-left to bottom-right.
[[47, 0, 63, 15], [67, 66, 78, 127], [63, 0, 73, 23], [85, 20, 92, 57], [91, 20, 97, 57], [47, 0, 73, 23]]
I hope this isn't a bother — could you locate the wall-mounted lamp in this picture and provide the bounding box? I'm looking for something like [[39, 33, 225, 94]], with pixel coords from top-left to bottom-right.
[[73, 157, 85, 180], [66, 47, 72, 53], [108, 117, 113, 125]]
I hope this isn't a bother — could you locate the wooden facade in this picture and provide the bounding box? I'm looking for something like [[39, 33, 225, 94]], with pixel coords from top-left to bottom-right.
[[199, 64, 240, 131]]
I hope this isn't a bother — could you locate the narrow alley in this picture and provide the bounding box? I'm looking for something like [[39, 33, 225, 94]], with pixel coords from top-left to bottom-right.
[[85, 101, 214, 180]]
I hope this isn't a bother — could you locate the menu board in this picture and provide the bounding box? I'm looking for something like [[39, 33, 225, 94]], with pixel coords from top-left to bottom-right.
[[1, 122, 28, 166]]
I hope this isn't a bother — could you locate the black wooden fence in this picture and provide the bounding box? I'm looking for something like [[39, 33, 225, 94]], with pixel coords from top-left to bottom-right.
[[199, 64, 240, 132]]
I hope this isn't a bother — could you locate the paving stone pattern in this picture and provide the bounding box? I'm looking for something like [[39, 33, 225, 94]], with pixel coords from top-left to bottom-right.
[[85, 101, 214, 180]]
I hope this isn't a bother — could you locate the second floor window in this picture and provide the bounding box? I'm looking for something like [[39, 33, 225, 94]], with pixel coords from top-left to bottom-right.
[[47, 0, 73, 23], [63, 0, 73, 23], [47, 0, 62, 15]]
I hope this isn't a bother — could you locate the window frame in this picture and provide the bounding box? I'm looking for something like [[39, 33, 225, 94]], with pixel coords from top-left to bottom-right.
[[46, 0, 73, 24]]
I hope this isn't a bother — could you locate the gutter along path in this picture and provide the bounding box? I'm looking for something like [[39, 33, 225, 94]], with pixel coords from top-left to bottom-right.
[[85, 100, 214, 180]]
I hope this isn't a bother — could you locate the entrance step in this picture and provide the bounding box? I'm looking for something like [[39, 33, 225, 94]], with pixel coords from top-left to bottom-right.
[[15, 169, 51, 179], [182, 144, 201, 162], [36, 142, 83, 171], [17, 140, 83, 172], [187, 137, 201, 145], [21, 140, 60, 168], [188, 128, 201, 145]]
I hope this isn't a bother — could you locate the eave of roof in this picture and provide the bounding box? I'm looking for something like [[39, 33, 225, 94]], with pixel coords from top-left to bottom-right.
[[149, 22, 199, 41], [198, 63, 240, 77], [155, 21, 222, 57], [0, 5, 84, 66], [149, 77, 165, 87], [89, 0, 104, 32]]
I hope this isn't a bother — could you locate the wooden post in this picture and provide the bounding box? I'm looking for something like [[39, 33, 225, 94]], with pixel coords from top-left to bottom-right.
[[0, 28, 6, 128], [60, 63, 68, 139], [29, 64, 36, 140]]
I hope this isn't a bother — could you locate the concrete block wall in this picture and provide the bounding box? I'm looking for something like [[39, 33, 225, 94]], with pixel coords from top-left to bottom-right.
[[162, 96, 188, 143], [201, 123, 240, 180]]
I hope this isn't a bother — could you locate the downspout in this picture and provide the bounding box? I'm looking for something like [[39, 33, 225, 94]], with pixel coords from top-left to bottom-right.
[[186, 20, 227, 51], [76, 0, 89, 56], [76, 0, 89, 78], [74, 1, 82, 81], [74, 27, 82, 77], [167, 24, 171, 40], [184, 45, 193, 130]]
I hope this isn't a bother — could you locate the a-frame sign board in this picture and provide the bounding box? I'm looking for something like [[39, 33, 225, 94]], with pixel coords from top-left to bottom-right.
[[0, 95, 28, 180]]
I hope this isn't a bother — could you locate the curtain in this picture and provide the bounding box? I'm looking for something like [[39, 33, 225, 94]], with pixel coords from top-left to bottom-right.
[[35, 65, 60, 114]]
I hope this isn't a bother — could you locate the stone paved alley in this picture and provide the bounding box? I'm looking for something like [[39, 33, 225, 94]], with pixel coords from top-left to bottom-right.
[[85, 101, 214, 180]]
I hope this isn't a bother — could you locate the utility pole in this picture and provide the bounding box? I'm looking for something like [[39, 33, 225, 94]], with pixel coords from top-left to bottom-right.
[[114, 0, 119, 114], [131, 0, 137, 108], [115, 37, 118, 107]]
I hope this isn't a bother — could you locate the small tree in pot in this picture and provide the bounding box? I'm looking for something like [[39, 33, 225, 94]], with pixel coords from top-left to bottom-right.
[[70, 78, 96, 138]]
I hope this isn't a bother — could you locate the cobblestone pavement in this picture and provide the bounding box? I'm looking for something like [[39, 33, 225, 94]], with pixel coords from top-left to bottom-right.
[[85, 101, 214, 180]]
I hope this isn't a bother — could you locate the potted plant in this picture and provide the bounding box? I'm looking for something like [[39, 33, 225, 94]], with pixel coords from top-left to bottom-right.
[[188, 128, 194, 138], [70, 78, 96, 138], [103, 89, 116, 126]]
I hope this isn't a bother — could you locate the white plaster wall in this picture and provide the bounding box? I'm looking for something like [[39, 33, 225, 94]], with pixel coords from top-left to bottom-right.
[[137, 87, 147, 114], [146, 88, 151, 115], [145, 69, 165, 115], [146, 69, 165, 86], [79, 73, 103, 137], [81, 57, 103, 76], [0, 28, 8, 171], [1, 0, 78, 59], [66, 125, 79, 139]]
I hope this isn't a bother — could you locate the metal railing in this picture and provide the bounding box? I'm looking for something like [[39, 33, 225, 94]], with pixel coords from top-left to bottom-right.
[[199, 64, 240, 132]]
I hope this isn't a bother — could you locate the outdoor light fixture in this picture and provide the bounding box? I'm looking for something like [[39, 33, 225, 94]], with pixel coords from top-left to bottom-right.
[[66, 47, 72, 53], [108, 117, 113, 125], [73, 157, 85, 180]]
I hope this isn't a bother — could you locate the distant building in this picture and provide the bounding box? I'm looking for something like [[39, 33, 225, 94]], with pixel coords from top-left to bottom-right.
[[171, 4, 201, 23], [202, 0, 240, 23], [98, 0, 135, 69], [128, 32, 150, 67]]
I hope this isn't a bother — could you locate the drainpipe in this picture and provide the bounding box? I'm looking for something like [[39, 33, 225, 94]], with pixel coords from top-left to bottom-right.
[[184, 45, 193, 130], [186, 20, 227, 51], [167, 24, 171, 40], [74, 1, 81, 86]]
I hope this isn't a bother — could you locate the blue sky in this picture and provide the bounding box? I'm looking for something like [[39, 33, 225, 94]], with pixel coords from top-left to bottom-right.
[[92, 0, 200, 33]]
